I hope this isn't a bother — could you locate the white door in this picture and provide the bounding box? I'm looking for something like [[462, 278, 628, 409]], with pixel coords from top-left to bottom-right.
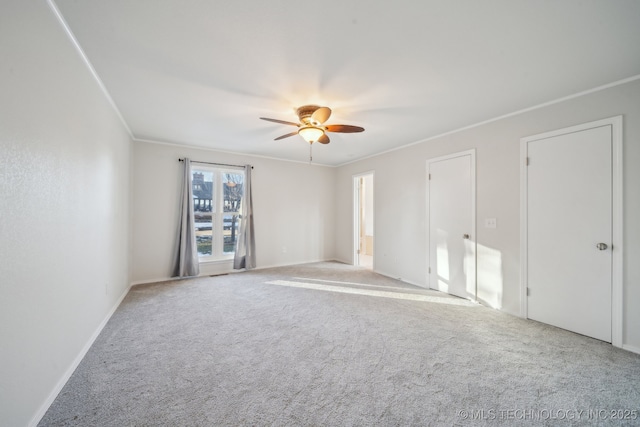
[[526, 125, 612, 342], [428, 151, 475, 299]]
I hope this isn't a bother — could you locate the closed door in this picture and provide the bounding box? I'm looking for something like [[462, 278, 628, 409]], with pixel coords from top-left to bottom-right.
[[526, 125, 612, 342], [428, 152, 475, 299]]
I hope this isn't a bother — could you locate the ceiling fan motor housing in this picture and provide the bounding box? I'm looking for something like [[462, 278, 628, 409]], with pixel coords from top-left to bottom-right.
[[296, 105, 322, 124]]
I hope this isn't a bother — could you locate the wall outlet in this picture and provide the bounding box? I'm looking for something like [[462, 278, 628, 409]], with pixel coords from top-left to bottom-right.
[[485, 218, 497, 229], [282, 246, 287, 253]]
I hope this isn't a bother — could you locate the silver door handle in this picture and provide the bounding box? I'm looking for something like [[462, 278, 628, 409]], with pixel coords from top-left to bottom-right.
[[463, 234, 470, 239], [596, 243, 608, 250]]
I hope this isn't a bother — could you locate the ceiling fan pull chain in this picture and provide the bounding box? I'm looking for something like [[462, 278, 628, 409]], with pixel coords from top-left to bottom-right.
[[309, 143, 313, 163]]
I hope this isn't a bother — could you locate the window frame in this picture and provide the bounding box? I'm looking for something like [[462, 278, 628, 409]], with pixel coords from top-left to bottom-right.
[[191, 164, 245, 263]]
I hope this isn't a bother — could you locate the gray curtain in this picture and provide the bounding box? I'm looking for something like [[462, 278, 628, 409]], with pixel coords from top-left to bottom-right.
[[172, 158, 200, 277], [234, 165, 256, 270]]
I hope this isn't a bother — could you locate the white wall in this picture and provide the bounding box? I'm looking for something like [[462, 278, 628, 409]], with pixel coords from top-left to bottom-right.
[[131, 141, 336, 283], [0, 2, 132, 426], [364, 174, 374, 236], [334, 79, 640, 352]]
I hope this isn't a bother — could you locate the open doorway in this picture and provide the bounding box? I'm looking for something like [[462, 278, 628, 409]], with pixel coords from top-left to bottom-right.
[[353, 172, 374, 269]]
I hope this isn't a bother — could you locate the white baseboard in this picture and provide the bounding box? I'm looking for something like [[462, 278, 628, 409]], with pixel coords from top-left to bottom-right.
[[130, 259, 344, 287], [29, 284, 131, 427], [374, 268, 426, 288], [130, 263, 234, 287], [130, 276, 177, 286], [250, 258, 340, 271], [622, 344, 640, 355]]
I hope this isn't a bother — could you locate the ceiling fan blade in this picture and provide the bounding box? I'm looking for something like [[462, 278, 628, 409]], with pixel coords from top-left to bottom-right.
[[274, 131, 299, 140], [325, 124, 364, 133], [311, 107, 332, 124], [318, 133, 330, 144], [260, 117, 299, 126]]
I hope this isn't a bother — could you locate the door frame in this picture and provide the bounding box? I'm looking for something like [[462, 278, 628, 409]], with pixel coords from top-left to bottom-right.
[[353, 171, 375, 268], [520, 116, 623, 347], [426, 149, 476, 295]]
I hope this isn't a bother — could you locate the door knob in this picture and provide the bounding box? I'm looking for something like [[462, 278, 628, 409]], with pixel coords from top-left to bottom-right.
[[596, 243, 608, 250], [463, 234, 470, 239]]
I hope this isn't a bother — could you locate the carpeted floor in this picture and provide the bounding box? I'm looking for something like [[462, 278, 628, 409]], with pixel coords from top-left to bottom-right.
[[39, 262, 640, 426]]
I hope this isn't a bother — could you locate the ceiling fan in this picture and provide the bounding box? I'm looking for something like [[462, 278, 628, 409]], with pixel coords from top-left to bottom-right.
[[260, 105, 364, 145]]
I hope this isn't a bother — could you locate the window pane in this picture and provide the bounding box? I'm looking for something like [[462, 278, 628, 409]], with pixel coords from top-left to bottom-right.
[[223, 214, 241, 254], [223, 173, 243, 212], [195, 213, 212, 256], [193, 170, 215, 213]]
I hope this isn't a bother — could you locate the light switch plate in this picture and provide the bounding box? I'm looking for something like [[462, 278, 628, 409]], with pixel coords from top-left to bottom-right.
[[485, 218, 497, 228]]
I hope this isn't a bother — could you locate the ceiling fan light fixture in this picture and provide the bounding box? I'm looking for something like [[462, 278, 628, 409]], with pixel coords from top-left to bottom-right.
[[298, 126, 324, 143], [259, 105, 363, 149]]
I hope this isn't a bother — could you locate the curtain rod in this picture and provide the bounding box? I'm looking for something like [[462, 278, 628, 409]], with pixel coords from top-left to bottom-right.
[[178, 158, 253, 169]]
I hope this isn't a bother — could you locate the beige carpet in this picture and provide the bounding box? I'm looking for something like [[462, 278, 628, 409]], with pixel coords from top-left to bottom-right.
[[39, 262, 640, 426]]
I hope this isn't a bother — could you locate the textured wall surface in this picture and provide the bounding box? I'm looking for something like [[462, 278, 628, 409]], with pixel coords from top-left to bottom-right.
[[0, 2, 132, 426]]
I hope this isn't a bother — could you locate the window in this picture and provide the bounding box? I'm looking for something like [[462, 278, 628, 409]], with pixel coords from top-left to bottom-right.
[[192, 166, 244, 261]]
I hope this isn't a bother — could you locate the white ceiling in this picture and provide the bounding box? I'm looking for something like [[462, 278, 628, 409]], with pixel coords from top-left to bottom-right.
[[53, 0, 640, 166]]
